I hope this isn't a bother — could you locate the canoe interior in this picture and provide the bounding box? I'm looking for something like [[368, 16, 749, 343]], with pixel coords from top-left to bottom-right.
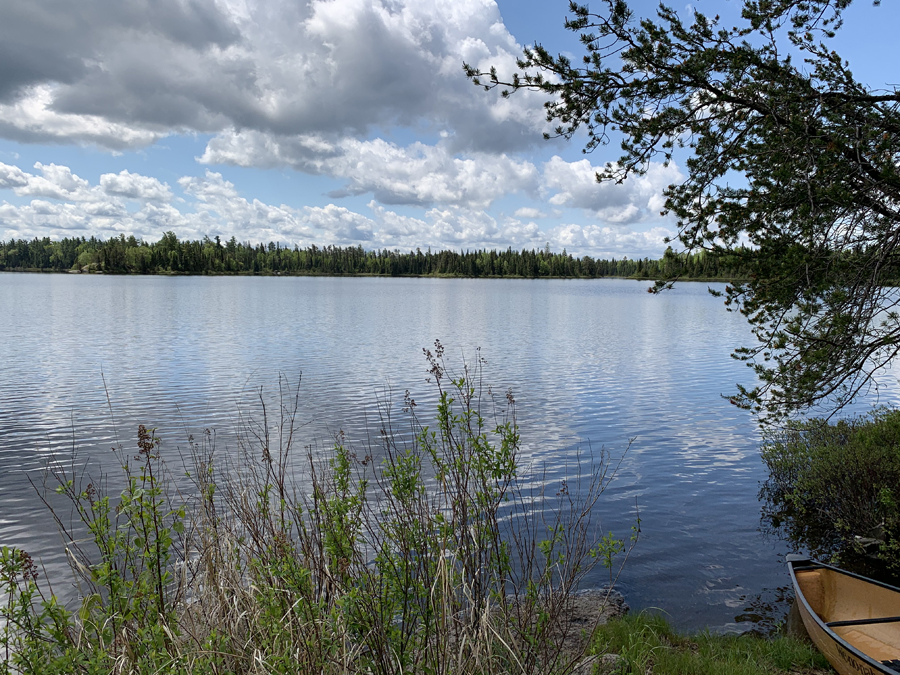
[[796, 567, 900, 664]]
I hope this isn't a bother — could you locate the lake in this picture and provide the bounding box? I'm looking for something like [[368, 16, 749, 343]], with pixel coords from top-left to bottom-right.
[[2, 273, 892, 631]]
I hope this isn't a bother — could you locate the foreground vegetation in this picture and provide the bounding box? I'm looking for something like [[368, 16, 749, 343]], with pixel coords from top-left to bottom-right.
[[0, 233, 748, 280], [1, 342, 862, 675], [591, 613, 832, 674], [761, 409, 900, 577], [1, 347, 636, 675]]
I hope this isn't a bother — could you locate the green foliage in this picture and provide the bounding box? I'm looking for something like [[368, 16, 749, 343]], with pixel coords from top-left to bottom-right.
[[760, 409, 900, 574], [0, 234, 748, 280], [467, 0, 900, 421], [590, 612, 832, 675], [1, 548, 81, 675], [1, 424, 187, 675], [1, 350, 632, 675]]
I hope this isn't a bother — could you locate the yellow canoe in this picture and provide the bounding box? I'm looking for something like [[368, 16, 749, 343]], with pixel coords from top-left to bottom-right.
[[788, 556, 900, 674]]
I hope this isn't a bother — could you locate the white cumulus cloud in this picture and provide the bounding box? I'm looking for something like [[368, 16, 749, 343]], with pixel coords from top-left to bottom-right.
[[0, 156, 679, 258], [201, 131, 540, 208], [100, 170, 173, 202], [304, 204, 375, 242], [547, 223, 674, 258], [542, 156, 683, 224], [0, 0, 550, 154], [0, 0, 689, 256]]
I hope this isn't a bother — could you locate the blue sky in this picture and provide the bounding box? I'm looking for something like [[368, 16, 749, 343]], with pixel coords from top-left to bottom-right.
[[0, 0, 894, 258]]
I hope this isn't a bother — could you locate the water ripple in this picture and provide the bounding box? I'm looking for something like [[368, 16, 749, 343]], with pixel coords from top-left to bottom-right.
[[2, 275, 899, 630]]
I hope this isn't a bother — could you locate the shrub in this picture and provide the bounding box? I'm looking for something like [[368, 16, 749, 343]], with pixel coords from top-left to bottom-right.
[[760, 408, 900, 575], [1, 344, 634, 675]]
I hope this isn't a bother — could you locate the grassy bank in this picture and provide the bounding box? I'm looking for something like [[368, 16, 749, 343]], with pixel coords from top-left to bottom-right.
[[590, 613, 833, 674]]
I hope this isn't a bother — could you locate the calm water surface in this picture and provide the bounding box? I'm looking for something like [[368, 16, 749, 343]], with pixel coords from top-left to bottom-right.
[[2, 274, 894, 630]]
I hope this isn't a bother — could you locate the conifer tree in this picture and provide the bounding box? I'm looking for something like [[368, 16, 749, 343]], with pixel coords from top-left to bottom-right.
[[467, 0, 900, 420]]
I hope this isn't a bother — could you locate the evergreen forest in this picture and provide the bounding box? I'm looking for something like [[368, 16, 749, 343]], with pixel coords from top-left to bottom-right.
[[0, 232, 749, 281]]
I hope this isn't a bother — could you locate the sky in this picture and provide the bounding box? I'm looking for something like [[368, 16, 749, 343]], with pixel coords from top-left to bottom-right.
[[0, 0, 895, 258]]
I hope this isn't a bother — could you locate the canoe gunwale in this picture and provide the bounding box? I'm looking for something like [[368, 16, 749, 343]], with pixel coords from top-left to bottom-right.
[[827, 617, 900, 628], [788, 558, 900, 675], [790, 560, 900, 594]]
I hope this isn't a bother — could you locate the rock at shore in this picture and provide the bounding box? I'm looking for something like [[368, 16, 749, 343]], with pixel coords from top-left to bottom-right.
[[553, 588, 629, 662]]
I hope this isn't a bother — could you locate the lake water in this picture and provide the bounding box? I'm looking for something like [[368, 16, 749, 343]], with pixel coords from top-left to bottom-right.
[[2, 274, 895, 631]]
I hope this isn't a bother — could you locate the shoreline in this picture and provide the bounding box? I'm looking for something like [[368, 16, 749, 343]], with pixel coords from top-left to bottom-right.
[[0, 267, 748, 283]]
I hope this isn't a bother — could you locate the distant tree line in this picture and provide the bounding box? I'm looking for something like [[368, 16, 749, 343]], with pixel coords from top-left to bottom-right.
[[0, 232, 750, 280]]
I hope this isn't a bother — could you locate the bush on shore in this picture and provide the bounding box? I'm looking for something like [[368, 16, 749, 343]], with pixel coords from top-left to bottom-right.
[[760, 408, 900, 576], [1, 345, 634, 675]]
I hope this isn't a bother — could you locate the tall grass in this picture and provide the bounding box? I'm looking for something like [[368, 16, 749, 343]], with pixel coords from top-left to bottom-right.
[[1, 343, 635, 675]]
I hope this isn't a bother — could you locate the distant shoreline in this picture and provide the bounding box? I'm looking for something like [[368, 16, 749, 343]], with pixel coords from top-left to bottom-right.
[[0, 267, 747, 283], [0, 235, 750, 280]]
